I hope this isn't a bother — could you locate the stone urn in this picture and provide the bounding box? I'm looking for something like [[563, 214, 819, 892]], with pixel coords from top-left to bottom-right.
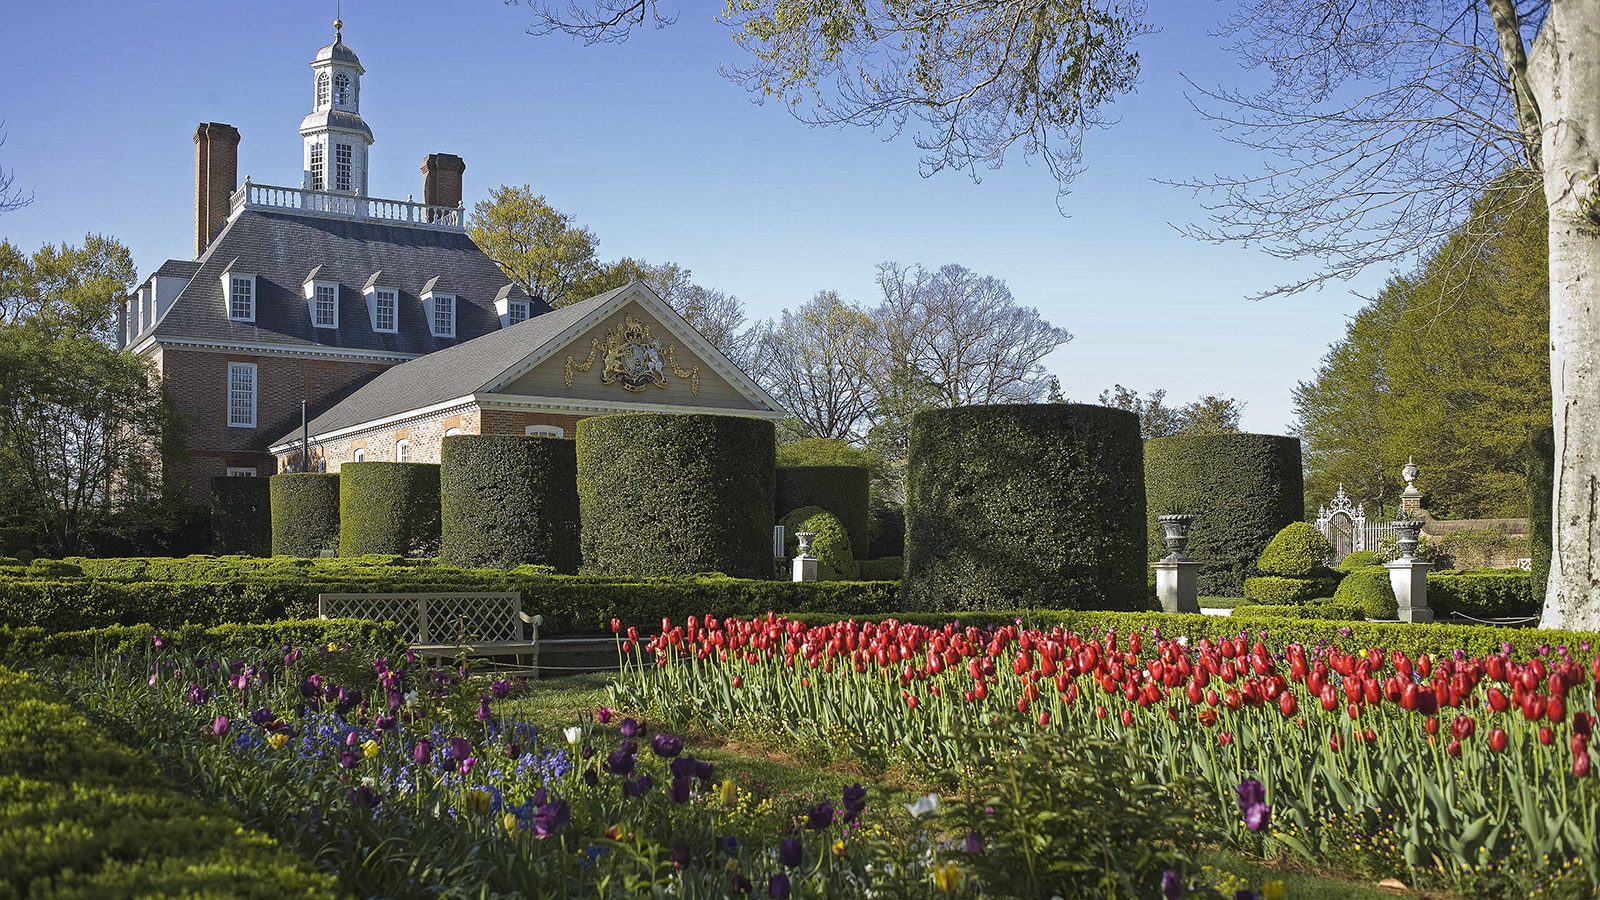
[[1158, 514, 1196, 562], [795, 532, 816, 559], [1392, 520, 1424, 560]]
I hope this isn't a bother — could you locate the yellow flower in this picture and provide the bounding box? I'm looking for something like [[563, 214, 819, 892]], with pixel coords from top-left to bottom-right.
[[327, 642, 339, 652], [362, 739, 380, 758], [466, 788, 493, 815], [266, 733, 288, 751], [502, 813, 520, 835], [720, 778, 738, 806], [931, 862, 963, 892], [1261, 881, 1285, 900], [832, 839, 847, 857]]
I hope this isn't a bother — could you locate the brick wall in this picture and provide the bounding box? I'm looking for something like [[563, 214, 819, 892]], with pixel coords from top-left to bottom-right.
[[283, 407, 583, 472], [159, 346, 391, 500]]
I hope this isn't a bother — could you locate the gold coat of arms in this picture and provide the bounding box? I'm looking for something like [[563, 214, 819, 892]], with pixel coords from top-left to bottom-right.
[[565, 315, 700, 396]]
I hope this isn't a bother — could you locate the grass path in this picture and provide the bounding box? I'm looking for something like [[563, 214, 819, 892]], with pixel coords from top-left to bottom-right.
[[505, 674, 1446, 900]]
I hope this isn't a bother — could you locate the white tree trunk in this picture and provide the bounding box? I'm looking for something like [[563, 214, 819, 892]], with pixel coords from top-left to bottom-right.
[[1534, 0, 1600, 630]]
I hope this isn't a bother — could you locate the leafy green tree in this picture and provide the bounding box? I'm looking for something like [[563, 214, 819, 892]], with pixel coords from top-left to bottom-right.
[[1097, 385, 1243, 440], [576, 257, 756, 366], [1294, 178, 1551, 520], [468, 186, 600, 306], [0, 236, 178, 556]]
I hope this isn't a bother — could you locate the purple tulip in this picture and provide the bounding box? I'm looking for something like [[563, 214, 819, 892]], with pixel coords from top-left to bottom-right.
[[582, 767, 598, 786], [413, 739, 433, 764], [596, 706, 613, 724], [619, 717, 640, 737], [152, 634, 165, 649], [778, 837, 803, 868], [1235, 779, 1265, 813], [606, 747, 636, 776], [653, 734, 684, 758], [769, 873, 791, 900], [695, 759, 714, 780], [349, 785, 381, 809], [1162, 870, 1183, 900], [671, 776, 692, 803], [212, 715, 230, 736], [448, 737, 472, 763], [1244, 801, 1272, 832], [671, 756, 698, 778], [842, 783, 867, 819], [805, 800, 834, 830], [478, 696, 493, 722], [671, 840, 693, 870], [533, 799, 571, 837], [339, 747, 360, 769], [964, 831, 984, 855], [491, 678, 512, 699]]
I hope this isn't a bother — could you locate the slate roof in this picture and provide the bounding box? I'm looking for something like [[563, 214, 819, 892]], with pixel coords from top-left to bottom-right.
[[141, 208, 548, 356], [152, 259, 201, 280], [271, 284, 634, 447]]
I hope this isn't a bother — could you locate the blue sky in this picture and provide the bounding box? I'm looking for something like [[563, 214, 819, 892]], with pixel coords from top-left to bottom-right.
[[0, 0, 1391, 434]]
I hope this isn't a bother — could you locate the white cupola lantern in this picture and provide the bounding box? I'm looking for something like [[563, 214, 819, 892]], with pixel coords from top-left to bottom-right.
[[299, 16, 374, 197]]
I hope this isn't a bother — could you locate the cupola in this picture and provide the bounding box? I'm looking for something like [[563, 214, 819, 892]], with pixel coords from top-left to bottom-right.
[[299, 16, 374, 196]]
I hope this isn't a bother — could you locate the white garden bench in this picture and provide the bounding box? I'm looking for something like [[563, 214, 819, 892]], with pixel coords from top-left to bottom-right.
[[317, 592, 542, 671]]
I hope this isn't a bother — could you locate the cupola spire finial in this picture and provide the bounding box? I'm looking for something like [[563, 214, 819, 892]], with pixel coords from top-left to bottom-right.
[[334, 0, 343, 39]]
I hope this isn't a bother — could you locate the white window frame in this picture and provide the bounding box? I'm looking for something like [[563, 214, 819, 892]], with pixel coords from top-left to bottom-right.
[[525, 425, 566, 438], [334, 72, 351, 108], [507, 300, 530, 325], [395, 439, 410, 462], [316, 72, 330, 108], [425, 292, 456, 338], [352, 448, 366, 462], [365, 285, 398, 333], [227, 362, 257, 429], [305, 280, 339, 329], [444, 427, 462, 437], [226, 466, 258, 477], [335, 142, 353, 193], [310, 142, 325, 191], [223, 272, 256, 323]]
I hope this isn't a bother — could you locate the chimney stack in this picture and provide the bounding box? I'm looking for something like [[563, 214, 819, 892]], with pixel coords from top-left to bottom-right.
[[193, 123, 241, 258], [421, 153, 466, 212]]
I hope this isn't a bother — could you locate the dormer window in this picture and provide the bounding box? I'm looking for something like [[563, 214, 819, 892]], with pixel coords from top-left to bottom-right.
[[421, 277, 456, 338], [304, 268, 339, 329], [495, 284, 533, 328], [363, 275, 398, 333], [316, 72, 330, 109], [221, 266, 255, 322], [507, 300, 530, 324]]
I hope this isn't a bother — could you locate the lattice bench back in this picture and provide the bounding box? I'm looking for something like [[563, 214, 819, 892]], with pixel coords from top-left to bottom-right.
[[318, 592, 526, 645]]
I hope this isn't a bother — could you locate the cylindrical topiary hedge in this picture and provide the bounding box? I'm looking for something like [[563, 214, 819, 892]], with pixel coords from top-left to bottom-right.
[[1528, 426, 1553, 605], [1144, 433, 1305, 597], [775, 466, 872, 559], [210, 476, 272, 556], [269, 473, 341, 557], [338, 462, 442, 558], [577, 413, 775, 579], [904, 404, 1148, 613], [440, 435, 580, 572]]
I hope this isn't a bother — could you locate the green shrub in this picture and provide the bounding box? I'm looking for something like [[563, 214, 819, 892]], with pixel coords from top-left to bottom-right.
[[338, 463, 442, 558], [1241, 573, 1342, 605], [0, 667, 342, 900], [209, 476, 272, 556], [781, 506, 857, 580], [1528, 426, 1553, 600], [1429, 570, 1537, 619], [440, 435, 580, 572], [869, 507, 905, 559], [1332, 565, 1398, 619], [1338, 550, 1383, 571], [577, 414, 775, 579], [1256, 522, 1333, 577], [1144, 433, 1304, 597], [1233, 600, 1367, 622], [905, 404, 1147, 613], [269, 473, 340, 557], [0, 619, 401, 663], [1435, 529, 1519, 570], [776, 466, 872, 559], [857, 557, 903, 581]]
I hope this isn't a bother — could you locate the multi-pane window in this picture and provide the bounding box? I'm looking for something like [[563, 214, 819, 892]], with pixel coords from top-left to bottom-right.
[[431, 295, 455, 337], [227, 363, 256, 428], [353, 448, 366, 462], [334, 73, 351, 107], [373, 289, 397, 332], [227, 275, 254, 321], [316, 72, 329, 108], [335, 144, 352, 193], [508, 301, 530, 325], [310, 143, 324, 191], [314, 284, 337, 328], [395, 440, 410, 463]]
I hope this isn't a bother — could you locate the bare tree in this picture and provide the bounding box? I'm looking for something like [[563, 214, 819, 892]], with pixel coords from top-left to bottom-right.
[[516, 1, 1151, 201], [1180, 0, 1600, 629], [873, 262, 1072, 406], [751, 290, 879, 441], [0, 126, 33, 215]]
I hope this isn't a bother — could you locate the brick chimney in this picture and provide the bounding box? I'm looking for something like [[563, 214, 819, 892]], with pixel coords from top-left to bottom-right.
[[421, 153, 465, 211], [193, 123, 241, 258]]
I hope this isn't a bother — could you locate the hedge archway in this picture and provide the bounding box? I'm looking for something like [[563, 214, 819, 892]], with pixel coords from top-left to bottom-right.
[[904, 404, 1147, 612], [338, 463, 442, 557], [269, 473, 340, 557], [775, 466, 872, 558], [1144, 433, 1306, 597], [577, 413, 774, 579], [210, 476, 271, 556], [441, 435, 580, 571]]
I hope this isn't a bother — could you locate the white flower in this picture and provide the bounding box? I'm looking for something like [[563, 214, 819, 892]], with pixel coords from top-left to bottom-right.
[[1176, 635, 1189, 648], [564, 726, 583, 745], [403, 690, 420, 707], [904, 793, 940, 819]]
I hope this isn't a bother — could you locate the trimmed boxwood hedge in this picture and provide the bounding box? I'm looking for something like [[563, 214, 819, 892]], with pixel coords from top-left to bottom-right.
[[0, 667, 343, 900], [1331, 565, 1399, 619], [339, 462, 442, 558], [776, 466, 872, 559], [440, 435, 580, 572], [781, 506, 857, 580], [209, 476, 272, 556], [1144, 434, 1304, 597], [0, 619, 401, 663], [268, 473, 340, 557], [1528, 425, 1553, 603], [1241, 573, 1343, 605], [1429, 570, 1537, 619], [905, 404, 1148, 613], [1257, 522, 1334, 577], [576, 413, 775, 579], [858, 557, 903, 581]]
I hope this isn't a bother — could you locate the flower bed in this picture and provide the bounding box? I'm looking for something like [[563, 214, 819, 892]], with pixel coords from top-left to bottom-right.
[[611, 614, 1600, 894]]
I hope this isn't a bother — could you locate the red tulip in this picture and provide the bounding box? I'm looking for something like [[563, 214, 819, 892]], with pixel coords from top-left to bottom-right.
[[1320, 685, 1339, 712], [1450, 715, 1476, 740], [1186, 682, 1204, 705], [1121, 709, 1135, 727], [1218, 731, 1234, 745], [1279, 692, 1298, 717], [1576, 752, 1593, 778], [1037, 711, 1051, 728], [1399, 684, 1419, 712], [1329, 735, 1343, 752], [1548, 695, 1566, 723], [1489, 729, 1509, 753], [1487, 687, 1509, 712], [1347, 702, 1361, 721], [1447, 740, 1462, 757], [1016, 696, 1029, 714], [1363, 727, 1377, 744], [1096, 705, 1108, 720], [1424, 716, 1439, 735]]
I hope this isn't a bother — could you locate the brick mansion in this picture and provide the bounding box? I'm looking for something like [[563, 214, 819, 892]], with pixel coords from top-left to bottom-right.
[[118, 20, 784, 501]]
